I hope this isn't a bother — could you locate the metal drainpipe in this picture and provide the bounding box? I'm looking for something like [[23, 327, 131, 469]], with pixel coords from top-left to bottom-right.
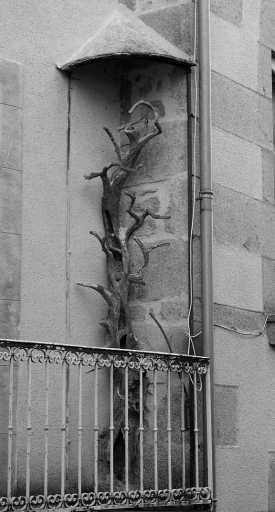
[[198, 0, 216, 507]]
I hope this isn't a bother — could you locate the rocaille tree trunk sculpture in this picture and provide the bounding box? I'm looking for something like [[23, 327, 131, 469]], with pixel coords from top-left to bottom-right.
[[78, 100, 170, 487]]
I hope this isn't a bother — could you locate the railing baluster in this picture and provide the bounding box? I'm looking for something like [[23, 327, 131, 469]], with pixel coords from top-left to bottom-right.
[[167, 368, 172, 491], [7, 357, 14, 500], [94, 361, 99, 494], [44, 358, 49, 497], [194, 370, 199, 488], [139, 366, 144, 492], [124, 363, 129, 494], [78, 362, 83, 497], [0, 339, 210, 508], [26, 356, 32, 500], [109, 363, 114, 495], [153, 368, 158, 491], [61, 359, 66, 497], [181, 372, 185, 489]]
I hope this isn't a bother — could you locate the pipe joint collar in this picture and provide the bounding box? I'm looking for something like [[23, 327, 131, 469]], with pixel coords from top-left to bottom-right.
[[199, 189, 213, 200]]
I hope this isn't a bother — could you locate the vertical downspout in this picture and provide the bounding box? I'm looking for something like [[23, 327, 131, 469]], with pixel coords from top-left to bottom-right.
[[198, 0, 216, 506]]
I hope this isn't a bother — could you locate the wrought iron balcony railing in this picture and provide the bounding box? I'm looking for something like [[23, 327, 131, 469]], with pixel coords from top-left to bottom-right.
[[0, 339, 212, 511]]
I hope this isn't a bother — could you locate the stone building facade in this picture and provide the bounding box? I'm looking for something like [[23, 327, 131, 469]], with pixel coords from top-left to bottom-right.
[[0, 0, 275, 511]]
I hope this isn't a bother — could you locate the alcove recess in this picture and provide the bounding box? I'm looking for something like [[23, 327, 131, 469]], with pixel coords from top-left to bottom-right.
[[57, 4, 195, 489]]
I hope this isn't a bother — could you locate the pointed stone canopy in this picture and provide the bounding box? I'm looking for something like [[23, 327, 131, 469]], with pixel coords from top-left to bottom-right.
[[57, 5, 195, 70]]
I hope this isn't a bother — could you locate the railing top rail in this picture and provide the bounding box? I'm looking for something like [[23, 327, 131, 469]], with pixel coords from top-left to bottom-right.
[[0, 338, 210, 364]]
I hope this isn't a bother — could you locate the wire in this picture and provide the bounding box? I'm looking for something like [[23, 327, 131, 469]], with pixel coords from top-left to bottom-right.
[[214, 312, 275, 337], [185, 0, 201, 391], [187, 0, 198, 360]]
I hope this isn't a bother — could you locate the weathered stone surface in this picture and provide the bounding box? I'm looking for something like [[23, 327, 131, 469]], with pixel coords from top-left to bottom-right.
[[213, 243, 263, 311], [129, 303, 147, 321], [258, 43, 272, 99], [130, 239, 188, 301], [215, 385, 238, 445], [0, 167, 21, 234], [211, 0, 243, 25], [262, 149, 274, 206], [212, 71, 273, 150], [140, 4, 192, 55], [0, 233, 21, 300], [126, 120, 188, 185], [260, 0, 275, 49], [126, 60, 188, 121], [164, 174, 188, 236], [214, 302, 266, 335], [213, 183, 264, 256], [211, 15, 258, 91], [212, 126, 262, 201], [160, 297, 189, 321], [0, 58, 22, 108], [133, 321, 189, 354], [0, 104, 22, 171], [0, 300, 20, 339]]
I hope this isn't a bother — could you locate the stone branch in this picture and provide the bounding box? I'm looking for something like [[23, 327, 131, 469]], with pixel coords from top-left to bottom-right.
[[78, 100, 173, 487]]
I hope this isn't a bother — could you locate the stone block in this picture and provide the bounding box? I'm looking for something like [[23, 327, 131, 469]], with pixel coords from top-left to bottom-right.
[[0, 300, 20, 339], [215, 385, 238, 445], [140, 4, 192, 55], [211, 15, 258, 91], [260, 0, 275, 49], [214, 303, 266, 335], [0, 167, 21, 234], [213, 243, 263, 311], [164, 174, 188, 236], [213, 183, 263, 255], [0, 57, 22, 108], [212, 71, 273, 151], [130, 239, 188, 301], [160, 297, 189, 321], [0, 233, 21, 300], [0, 104, 22, 171], [211, 0, 243, 25], [258, 43, 272, 99], [262, 149, 274, 206], [126, 120, 188, 185], [212, 126, 262, 201], [133, 321, 189, 354]]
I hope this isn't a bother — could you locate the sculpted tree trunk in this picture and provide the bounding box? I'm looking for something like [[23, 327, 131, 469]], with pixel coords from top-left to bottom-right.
[[78, 100, 170, 487]]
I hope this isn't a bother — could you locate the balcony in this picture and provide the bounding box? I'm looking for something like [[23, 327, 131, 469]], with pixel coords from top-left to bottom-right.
[[0, 339, 212, 511]]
